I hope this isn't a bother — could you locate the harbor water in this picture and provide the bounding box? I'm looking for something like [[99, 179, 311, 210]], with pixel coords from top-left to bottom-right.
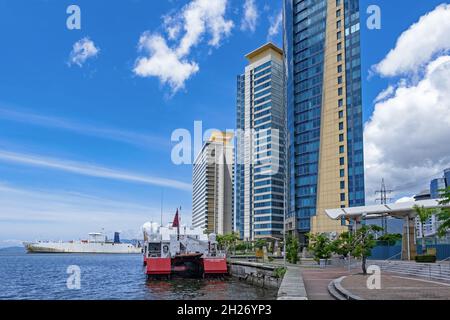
[[0, 250, 277, 300]]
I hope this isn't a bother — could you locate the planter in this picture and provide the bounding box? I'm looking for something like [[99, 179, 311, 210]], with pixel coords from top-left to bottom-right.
[[415, 255, 437, 263]]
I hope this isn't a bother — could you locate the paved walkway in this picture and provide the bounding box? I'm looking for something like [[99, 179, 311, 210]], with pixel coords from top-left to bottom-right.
[[300, 266, 354, 300], [277, 266, 307, 300], [340, 273, 450, 300]]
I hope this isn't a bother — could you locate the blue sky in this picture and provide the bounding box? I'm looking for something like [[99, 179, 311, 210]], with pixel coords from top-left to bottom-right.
[[0, 0, 449, 245]]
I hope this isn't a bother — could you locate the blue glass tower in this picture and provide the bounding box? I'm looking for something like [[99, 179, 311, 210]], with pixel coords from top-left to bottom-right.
[[284, 0, 365, 241]]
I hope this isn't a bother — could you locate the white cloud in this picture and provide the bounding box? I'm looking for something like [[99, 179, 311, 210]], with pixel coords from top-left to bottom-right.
[[373, 85, 395, 103], [365, 55, 450, 202], [69, 37, 100, 67], [0, 150, 192, 191], [373, 4, 450, 77], [134, 34, 200, 93], [241, 0, 258, 33], [0, 107, 169, 150], [134, 0, 233, 93], [267, 10, 282, 41]]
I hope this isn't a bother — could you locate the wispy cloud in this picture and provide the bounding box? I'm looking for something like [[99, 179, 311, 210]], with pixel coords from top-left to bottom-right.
[[267, 10, 282, 41], [0, 150, 192, 191], [0, 107, 169, 149], [68, 37, 100, 67], [241, 0, 258, 33], [0, 183, 165, 241]]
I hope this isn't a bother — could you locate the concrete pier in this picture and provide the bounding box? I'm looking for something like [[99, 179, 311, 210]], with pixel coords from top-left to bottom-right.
[[277, 266, 308, 300]]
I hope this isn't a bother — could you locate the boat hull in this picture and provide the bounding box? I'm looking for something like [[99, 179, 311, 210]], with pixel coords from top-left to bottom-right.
[[146, 256, 228, 278], [24, 242, 142, 254]]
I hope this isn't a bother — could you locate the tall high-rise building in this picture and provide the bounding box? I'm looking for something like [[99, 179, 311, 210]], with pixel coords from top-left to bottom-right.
[[284, 0, 365, 241], [445, 168, 450, 188], [235, 43, 286, 241], [430, 178, 446, 199], [192, 132, 234, 235]]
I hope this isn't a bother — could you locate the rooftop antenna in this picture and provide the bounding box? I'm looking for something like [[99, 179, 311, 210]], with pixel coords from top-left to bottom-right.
[[375, 178, 394, 235]]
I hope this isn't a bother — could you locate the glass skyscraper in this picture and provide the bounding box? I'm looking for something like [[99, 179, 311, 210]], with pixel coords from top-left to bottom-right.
[[284, 0, 365, 241], [235, 43, 286, 241], [445, 168, 450, 189], [430, 178, 446, 199]]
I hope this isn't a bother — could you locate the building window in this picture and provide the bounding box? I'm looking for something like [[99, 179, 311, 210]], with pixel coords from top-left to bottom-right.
[[340, 181, 345, 189], [337, 42, 342, 51], [338, 87, 343, 96], [336, 0, 341, 6], [337, 65, 343, 73], [337, 31, 342, 40], [340, 193, 346, 201], [339, 145, 345, 153], [339, 110, 344, 118], [340, 157, 345, 166], [337, 54, 342, 62], [339, 122, 344, 130], [337, 20, 342, 29], [340, 169, 345, 177], [338, 99, 343, 108], [336, 9, 341, 18], [338, 76, 343, 84], [339, 134, 344, 142]]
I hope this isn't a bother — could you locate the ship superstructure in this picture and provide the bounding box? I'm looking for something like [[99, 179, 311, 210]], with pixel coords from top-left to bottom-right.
[[24, 232, 142, 254], [142, 210, 228, 278]]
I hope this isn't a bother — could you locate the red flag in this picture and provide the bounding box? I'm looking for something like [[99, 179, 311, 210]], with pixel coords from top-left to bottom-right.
[[172, 209, 180, 228]]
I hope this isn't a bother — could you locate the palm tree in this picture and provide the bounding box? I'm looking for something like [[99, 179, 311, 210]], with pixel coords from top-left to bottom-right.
[[413, 205, 434, 254]]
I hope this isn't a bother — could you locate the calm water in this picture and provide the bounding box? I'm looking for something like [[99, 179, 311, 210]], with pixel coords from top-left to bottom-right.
[[0, 251, 277, 300]]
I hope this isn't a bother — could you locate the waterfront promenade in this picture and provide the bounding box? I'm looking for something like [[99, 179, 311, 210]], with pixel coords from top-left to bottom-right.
[[338, 273, 450, 300], [277, 265, 308, 300]]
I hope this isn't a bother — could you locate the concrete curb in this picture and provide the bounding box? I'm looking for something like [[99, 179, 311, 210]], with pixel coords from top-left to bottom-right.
[[330, 276, 363, 300]]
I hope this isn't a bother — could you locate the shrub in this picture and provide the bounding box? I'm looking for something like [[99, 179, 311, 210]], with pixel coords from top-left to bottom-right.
[[286, 235, 299, 264], [307, 233, 333, 262], [273, 267, 287, 279], [415, 255, 437, 263]]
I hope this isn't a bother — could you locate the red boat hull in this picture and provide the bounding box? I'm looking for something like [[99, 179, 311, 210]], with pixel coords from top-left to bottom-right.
[[146, 257, 228, 277], [146, 258, 171, 275], [203, 258, 228, 275]]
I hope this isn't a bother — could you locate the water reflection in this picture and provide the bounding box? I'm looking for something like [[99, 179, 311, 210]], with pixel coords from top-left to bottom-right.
[[145, 277, 275, 300]]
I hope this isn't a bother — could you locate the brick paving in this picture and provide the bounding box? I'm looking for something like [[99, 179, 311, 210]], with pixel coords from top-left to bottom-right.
[[301, 266, 355, 300], [341, 273, 450, 300]]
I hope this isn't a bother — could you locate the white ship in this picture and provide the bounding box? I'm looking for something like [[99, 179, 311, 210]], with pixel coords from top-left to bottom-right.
[[24, 232, 142, 254]]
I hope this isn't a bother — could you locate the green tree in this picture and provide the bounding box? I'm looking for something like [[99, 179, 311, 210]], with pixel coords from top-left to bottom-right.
[[217, 233, 240, 253], [254, 239, 268, 250], [307, 233, 333, 263], [286, 235, 299, 264], [350, 225, 383, 275], [332, 231, 354, 257], [413, 205, 434, 253], [377, 233, 402, 246], [437, 187, 450, 237]]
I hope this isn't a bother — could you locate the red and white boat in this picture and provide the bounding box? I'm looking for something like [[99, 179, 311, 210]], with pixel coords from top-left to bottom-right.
[[142, 210, 228, 278]]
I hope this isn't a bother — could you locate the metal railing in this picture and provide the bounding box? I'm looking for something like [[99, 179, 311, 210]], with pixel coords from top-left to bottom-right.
[[384, 252, 402, 263]]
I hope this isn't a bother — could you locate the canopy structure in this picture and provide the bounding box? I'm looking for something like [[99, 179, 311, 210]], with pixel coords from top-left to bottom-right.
[[324, 199, 449, 261], [325, 199, 443, 221]]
